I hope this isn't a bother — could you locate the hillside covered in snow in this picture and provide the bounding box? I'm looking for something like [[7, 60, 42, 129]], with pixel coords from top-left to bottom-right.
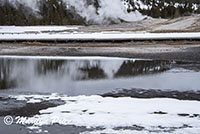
[[0, 0, 200, 25]]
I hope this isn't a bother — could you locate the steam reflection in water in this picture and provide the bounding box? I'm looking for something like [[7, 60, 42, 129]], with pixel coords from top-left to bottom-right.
[[0, 56, 199, 96]]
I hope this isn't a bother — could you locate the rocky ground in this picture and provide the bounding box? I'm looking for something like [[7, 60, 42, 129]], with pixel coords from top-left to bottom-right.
[[0, 41, 200, 62], [78, 14, 200, 33]]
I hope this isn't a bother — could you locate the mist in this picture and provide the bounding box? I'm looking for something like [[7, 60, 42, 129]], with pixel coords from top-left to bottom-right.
[[0, 0, 145, 24]]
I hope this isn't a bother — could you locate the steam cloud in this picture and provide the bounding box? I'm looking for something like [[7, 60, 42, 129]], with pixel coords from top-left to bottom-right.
[[64, 0, 144, 24], [1, 0, 145, 24]]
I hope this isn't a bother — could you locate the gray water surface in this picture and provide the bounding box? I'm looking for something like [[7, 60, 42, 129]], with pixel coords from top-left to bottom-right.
[[0, 56, 200, 96]]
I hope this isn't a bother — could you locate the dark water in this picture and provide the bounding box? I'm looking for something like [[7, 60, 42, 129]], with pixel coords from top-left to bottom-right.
[[0, 56, 200, 96]]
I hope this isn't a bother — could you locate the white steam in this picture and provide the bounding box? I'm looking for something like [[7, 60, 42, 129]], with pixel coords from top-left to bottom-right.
[[65, 0, 144, 24], [2, 0, 40, 12], [1, 0, 145, 24]]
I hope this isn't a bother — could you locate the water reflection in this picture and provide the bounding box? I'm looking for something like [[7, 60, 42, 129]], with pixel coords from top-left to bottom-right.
[[0, 59, 16, 89], [115, 60, 171, 77], [36, 60, 65, 75], [0, 57, 172, 92]]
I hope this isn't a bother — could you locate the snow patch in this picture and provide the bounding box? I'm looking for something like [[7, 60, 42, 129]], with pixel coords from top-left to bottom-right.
[[10, 93, 62, 103], [1, 30, 200, 40], [11, 94, 200, 133], [0, 26, 79, 34]]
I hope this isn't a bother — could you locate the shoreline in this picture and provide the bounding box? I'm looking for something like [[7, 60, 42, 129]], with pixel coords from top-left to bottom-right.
[[0, 41, 200, 62]]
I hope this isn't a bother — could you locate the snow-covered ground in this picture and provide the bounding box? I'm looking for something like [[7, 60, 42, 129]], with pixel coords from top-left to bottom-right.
[[0, 28, 200, 41], [0, 26, 79, 34], [9, 94, 200, 133]]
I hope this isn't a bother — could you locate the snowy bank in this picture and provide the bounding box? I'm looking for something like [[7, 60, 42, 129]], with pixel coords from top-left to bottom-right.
[[10, 94, 200, 133]]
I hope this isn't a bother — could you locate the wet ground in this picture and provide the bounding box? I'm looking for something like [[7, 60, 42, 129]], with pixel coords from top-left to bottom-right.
[[0, 56, 200, 133]]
